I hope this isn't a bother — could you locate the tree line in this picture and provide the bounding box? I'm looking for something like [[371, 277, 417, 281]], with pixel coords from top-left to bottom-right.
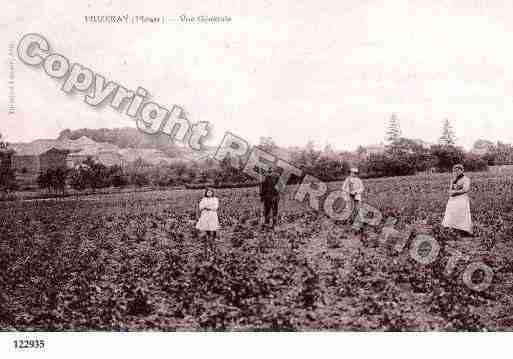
[[2, 117, 512, 196]]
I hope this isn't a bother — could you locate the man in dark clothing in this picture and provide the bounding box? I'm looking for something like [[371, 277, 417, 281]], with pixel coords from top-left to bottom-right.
[[260, 168, 281, 229]]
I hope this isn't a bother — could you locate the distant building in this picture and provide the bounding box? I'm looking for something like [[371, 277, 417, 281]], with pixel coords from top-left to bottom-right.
[[12, 136, 125, 173], [412, 139, 433, 149], [67, 148, 122, 168], [10, 135, 199, 185], [40, 148, 70, 171], [66, 149, 92, 168], [361, 143, 386, 157], [470, 147, 489, 156], [12, 147, 70, 185], [368, 144, 386, 154], [64, 137, 122, 167], [97, 151, 123, 167], [118, 148, 178, 166]]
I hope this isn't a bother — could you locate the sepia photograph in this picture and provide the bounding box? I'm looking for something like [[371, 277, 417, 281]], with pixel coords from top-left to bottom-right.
[[1, 0, 512, 357]]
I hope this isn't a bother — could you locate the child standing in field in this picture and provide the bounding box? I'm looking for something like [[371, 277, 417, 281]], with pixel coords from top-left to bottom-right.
[[196, 188, 220, 239]]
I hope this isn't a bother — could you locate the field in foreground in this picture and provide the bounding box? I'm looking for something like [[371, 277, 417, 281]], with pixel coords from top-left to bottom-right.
[[1, 170, 513, 331]]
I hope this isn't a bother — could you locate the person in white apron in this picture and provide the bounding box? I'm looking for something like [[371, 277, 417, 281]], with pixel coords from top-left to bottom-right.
[[196, 188, 220, 239], [442, 164, 473, 236]]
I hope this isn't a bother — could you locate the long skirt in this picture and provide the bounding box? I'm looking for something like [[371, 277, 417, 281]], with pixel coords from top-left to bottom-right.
[[196, 210, 220, 231], [442, 194, 472, 233]]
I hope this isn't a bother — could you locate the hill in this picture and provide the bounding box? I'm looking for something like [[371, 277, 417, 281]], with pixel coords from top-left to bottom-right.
[[57, 128, 194, 159]]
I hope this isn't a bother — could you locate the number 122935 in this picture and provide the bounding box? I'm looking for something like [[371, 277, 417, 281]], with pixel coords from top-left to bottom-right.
[[13, 339, 45, 349]]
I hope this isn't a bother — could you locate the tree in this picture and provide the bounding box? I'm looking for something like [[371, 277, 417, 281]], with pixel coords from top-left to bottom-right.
[[37, 168, 68, 194], [0, 165, 17, 194], [109, 165, 128, 188], [0, 133, 9, 151], [482, 152, 497, 166], [218, 154, 251, 184], [472, 139, 495, 153], [126, 158, 151, 187], [258, 137, 278, 153], [289, 141, 349, 182], [356, 145, 367, 158], [387, 138, 423, 154], [305, 140, 317, 152], [58, 129, 73, 140], [430, 144, 465, 172], [323, 143, 334, 154], [490, 141, 513, 165], [361, 153, 415, 178], [69, 158, 124, 191], [0, 133, 17, 194], [82, 157, 110, 190], [292, 146, 321, 172], [385, 113, 401, 144], [386, 137, 435, 172], [463, 154, 488, 172], [69, 165, 89, 191], [472, 139, 496, 164], [312, 157, 350, 182], [439, 119, 456, 146]]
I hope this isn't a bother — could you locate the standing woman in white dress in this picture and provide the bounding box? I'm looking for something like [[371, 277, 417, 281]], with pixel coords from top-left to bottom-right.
[[196, 188, 220, 239], [442, 164, 473, 236]]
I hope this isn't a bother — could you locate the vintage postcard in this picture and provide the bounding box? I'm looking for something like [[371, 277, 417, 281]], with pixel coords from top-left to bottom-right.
[[1, 0, 512, 357]]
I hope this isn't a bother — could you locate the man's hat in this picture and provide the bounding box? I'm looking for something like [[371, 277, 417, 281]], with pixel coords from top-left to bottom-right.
[[350, 167, 359, 173]]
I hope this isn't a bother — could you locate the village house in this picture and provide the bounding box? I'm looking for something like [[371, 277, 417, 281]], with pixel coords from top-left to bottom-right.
[[359, 143, 386, 158], [11, 145, 70, 186], [64, 137, 123, 168], [67, 148, 123, 168], [117, 148, 178, 166], [11, 136, 124, 175]]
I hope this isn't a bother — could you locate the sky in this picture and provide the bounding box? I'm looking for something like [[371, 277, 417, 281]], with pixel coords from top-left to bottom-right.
[[2, 0, 513, 151]]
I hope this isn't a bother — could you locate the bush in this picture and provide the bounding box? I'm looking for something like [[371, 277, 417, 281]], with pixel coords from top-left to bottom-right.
[[68, 158, 111, 191], [87, 161, 111, 189], [69, 160, 129, 191], [291, 150, 350, 182], [0, 149, 17, 194], [37, 168, 68, 194], [0, 166, 18, 194], [185, 181, 260, 190], [129, 172, 150, 187], [430, 145, 465, 172], [0, 168, 19, 193], [463, 154, 488, 172], [310, 157, 350, 182], [482, 152, 496, 166], [360, 154, 416, 178], [386, 138, 436, 173], [110, 165, 129, 188], [68, 166, 89, 191]]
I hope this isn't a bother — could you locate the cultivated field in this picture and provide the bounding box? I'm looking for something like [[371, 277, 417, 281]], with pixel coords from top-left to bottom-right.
[[1, 170, 513, 331]]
